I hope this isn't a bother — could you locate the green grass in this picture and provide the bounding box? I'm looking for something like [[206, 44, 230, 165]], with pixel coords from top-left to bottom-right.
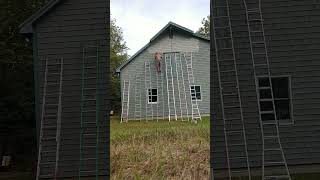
[[110, 116, 210, 180]]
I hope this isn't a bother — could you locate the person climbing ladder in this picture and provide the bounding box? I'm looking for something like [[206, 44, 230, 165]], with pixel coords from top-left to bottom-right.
[[154, 52, 162, 73]]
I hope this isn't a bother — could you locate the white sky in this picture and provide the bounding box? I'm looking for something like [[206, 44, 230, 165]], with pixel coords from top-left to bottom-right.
[[111, 0, 210, 56]]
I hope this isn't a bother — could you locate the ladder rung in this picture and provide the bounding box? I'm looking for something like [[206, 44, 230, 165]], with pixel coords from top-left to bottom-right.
[[247, 8, 260, 13], [83, 88, 96, 90], [261, 111, 274, 114], [259, 87, 271, 90], [84, 66, 96, 69], [220, 70, 236, 73], [265, 161, 285, 165], [229, 156, 246, 160], [214, 26, 230, 29], [248, 19, 263, 22], [254, 63, 268, 67], [46, 104, 58, 106], [265, 175, 290, 179], [229, 143, 245, 146], [260, 99, 273, 102], [222, 93, 238, 96], [252, 41, 265, 44], [265, 148, 281, 151], [83, 145, 96, 148], [251, 30, 263, 33], [226, 130, 242, 134], [84, 98, 96, 101], [47, 83, 59, 86], [213, 6, 228, 9], [82, 110, 96, 113], [217, 48, 233, 51], [40, 162, 55, 166], [215, 37, 232, 40], [262, 120, 277, 125], [82, 77, 96, 80], [265, 135, 278, 139], [253, 52, 266, 55]]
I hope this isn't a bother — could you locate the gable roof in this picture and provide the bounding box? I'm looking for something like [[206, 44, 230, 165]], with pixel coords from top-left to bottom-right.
[[19, 0, 63, 34], [115, 21, 209, 73]]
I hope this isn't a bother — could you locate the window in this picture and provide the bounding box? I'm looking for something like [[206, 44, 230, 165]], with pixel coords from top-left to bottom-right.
[[148, 89, 158, 104], [258, 76, 293, 125], [190, 85, 202, 101]]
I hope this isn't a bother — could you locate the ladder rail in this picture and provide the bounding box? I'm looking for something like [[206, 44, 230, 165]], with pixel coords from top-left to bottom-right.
[[148, 61, 153, 121], [242, 0, 291, 179], [165, 54, 171, 121], [36, 57, 49, 180], [170, 54, 178, 121], [54, 58, 63, 179]]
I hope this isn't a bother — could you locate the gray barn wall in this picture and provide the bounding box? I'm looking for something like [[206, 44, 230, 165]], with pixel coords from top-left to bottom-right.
[[34, 0, 109, 178], [120, 31, 210, 120], [211, 0, 320, 175]]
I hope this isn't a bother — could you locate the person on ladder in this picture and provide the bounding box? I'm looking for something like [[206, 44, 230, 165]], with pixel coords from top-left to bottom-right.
[[154, 52, 162, 73]]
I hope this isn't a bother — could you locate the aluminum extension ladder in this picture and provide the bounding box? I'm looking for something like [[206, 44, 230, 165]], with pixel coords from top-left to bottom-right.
[[36, 57, 63, 180], [144, 61, 153, 121], [121, 80, 130, 123], [164, 53, 178, 121], [242, 0, 291, 179], [212, 0, 251, 178], [134, 75, 142, 121], [79, 44, 101, 179], [184, 52, 201, 123]]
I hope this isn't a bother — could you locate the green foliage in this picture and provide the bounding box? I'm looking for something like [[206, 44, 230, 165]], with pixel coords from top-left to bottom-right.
[[196, 15, 210, 38], [110, 18, 128, 114]]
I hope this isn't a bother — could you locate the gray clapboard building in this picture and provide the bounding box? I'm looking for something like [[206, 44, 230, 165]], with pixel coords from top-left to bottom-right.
[[20, 0, 109, 179], [211, 0, 320, 179], [116, 22, 210, 122]]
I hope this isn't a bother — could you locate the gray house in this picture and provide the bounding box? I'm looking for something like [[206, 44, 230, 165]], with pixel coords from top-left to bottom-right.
[[116, 22, 210, 122], [211, 0, 320, 179], [19, 0, 109, 179]]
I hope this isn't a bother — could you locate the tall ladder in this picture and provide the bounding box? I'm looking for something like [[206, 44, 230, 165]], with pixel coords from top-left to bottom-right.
[[121, 80, 130, 123], [184, 52, 201, 123], [242, 0, 291, 179], [212, 0, 251, 179], [134, 75, 142, 121], [79, 45, 101, 179], [144, 61, 153, 121], [36, 57, 63, 180], [178, 52, 189, 121], [156, 66, 163, 122], [164, 53, 177, 121], [174, 53, 184, 121]]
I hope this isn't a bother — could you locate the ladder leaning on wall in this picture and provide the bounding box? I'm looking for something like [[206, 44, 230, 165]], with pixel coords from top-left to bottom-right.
[[36, 57, 63, 180], [164, 53, 178, 121], [184, 52, 201, 123], [134, 74, 142, 121], [121, 80, 130, 123], [79, 44, 101, 179], [144, 61, 153, 121], [242, 0, 291, 179], [212, 0, 251, 178]]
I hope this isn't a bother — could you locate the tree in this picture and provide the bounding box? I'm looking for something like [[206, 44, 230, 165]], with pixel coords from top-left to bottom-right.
[[196, 15, 210, 38], [110, 18, 129, 114]]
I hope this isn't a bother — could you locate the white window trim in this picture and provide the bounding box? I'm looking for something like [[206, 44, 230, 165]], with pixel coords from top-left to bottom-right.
[[147, 88, 158, 104], [257, 75, 294, 126], [190, 85, 202, 102]]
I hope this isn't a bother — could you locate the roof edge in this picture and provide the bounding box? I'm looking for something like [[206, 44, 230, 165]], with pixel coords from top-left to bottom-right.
[[115, 22, 210, 73], [19, 0, 62, 34]]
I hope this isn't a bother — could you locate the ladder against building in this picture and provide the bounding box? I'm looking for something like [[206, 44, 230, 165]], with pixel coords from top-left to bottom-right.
[[156, 63, 164, 122], [174, 53, 188, 121], [183, 52, 201, 123], [164, 53, 178, 121], [144, 61, 154, 121], [79, 44, 101, 179], [134, 74, 142, 121], [121, 80, 130, 123], [242, 0, 291, 179], [36, 57, 63, 180], [212, 0, 251, 178]]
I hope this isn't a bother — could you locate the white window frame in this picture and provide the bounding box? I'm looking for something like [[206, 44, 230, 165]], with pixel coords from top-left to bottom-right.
[[148, 88, 158, 104], [190, 85, 202, 101], [257, 75, 294, 126]]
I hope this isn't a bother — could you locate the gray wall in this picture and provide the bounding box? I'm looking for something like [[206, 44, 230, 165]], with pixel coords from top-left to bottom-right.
[[34, 0, 109, 178], [211, 0, 320, 176], [120, 31, 210, 120]]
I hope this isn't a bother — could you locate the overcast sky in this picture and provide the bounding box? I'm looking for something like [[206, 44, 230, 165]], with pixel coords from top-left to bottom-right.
[[111, 0, 210, 56]]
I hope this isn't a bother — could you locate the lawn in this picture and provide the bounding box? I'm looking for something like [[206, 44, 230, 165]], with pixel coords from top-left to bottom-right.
[[110, 116, 210, 180]]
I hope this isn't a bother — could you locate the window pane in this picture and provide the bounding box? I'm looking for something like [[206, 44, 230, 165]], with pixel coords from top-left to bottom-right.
[[195, 86, 201, 93], [272, 77, 289, 98], [259, 89, 272, 99], [260, 101, 273, 111], [152, 89, 157, 95], [275, 100, 290, 120], [151, 96, 157, 102], [196, 92, 201, 100], [148, 96, 152, 102], [259, 78, 270, 87]]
